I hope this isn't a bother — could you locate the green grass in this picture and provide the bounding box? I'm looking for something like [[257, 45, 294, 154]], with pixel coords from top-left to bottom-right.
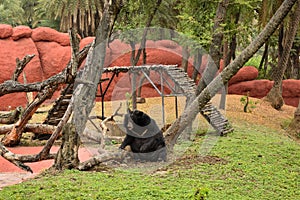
[[0, 122, 300, 199]]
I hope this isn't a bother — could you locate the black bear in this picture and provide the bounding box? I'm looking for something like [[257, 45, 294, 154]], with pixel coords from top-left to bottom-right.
[[120, 109, 166, 162]]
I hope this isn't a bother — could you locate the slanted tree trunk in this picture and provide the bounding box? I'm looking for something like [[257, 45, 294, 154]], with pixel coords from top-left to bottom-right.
[[130, 0, 162, 66], [220, 10, 240, 110], [266, 1, 300, 110], [52, 123, 80, 170], [165, 0, 298, 150]]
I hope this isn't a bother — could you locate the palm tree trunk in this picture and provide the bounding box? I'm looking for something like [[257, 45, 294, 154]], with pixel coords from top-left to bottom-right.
[[266, 0, 300, 110]]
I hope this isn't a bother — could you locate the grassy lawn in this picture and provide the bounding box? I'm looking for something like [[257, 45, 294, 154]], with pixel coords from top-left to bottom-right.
[[0, 121, 299, 199], [0, 96, 299, 199]]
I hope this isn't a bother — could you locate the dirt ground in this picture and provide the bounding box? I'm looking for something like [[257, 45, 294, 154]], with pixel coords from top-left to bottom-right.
[[0, 94, 297, 189]]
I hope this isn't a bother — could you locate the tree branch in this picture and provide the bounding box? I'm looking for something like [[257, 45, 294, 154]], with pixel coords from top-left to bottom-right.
[[11, 54, 35, 81], [0, 43, 91, 97]]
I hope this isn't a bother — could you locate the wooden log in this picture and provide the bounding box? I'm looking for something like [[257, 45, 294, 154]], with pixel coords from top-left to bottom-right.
[[0, 106, 23, 124], [0, 123, 56, 135], [78, 151, 128, 171], [0, 142, 33, 173]]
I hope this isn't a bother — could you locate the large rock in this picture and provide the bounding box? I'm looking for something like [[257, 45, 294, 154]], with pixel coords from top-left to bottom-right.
[[0, 37, 42, 110], [282, 79, 300, 97], [32, 27, 70, 46], [228, 79, 273, 98], [228, 79, 300, 107], [283, 97, 299, 107], [12, 26, 32, 41], [228, 66, 258, 85], [0, 38, 42, 83], [0, 24, 13, 39], [35, 41, 71, 78]]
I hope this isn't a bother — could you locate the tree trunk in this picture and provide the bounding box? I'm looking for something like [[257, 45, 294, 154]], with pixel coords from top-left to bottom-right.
[[131, 0, 162, 66], [288, 100, 300, 137], [72, 0, 123, 143], [196, 0, 229, 95], [266, 1, 300, 110], [165, 0, 298, 150], [182, 46, 189, 72], [192, 49, 202, 82], [0, 123, 56, 135], [52, 123, 80, 170]]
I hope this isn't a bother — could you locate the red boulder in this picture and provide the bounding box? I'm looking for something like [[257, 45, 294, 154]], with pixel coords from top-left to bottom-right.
[[32, 27, 70, 46], [12, 26, 32, 41], [282, 79, 300, 97], [0, 37, 42, 110], [0, 24, 13, 39], [228, 66, 258, 85], [228, 79, 273, 98], [35, 41, 71, 78]]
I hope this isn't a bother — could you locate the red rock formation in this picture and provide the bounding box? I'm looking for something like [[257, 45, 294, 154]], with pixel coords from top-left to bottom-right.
[[32, 27, 70, 46], [35, 41, 71, 78], [228, 79, 300, 107], [228, 66, 258, 85], [282, 79, 300, 98], [0, 37, 42, 110], [12, 26, 32, 41], [0, 24, 13, 39], [0, 25, 299, 110], [228, 79, 273, 98]]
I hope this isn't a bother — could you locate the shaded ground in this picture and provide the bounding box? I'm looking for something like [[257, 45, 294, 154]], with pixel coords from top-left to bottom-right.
[[0, 147, 93, 189], [0, 95, 297, 189]]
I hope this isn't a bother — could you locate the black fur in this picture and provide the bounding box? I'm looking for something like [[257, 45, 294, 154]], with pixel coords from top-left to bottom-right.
[[120, 109, 166, 161]]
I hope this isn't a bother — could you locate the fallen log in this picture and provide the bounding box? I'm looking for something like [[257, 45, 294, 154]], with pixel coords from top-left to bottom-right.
[[0, 124, 56, 135], [78, 150, 128, 171], [0, 106, 23, 124]]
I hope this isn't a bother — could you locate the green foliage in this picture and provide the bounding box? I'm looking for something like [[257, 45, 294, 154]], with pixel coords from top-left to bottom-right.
[[240, 95, 258, 113], [245, 55, 261, 68], [0, 0, 24, 26], [175, 0, 215, 51]]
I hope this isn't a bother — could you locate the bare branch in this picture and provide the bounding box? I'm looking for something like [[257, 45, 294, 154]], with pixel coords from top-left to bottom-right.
[[0, 43, 92, 97], [11, 54, 35, 81], [99, 103, 123, 148]]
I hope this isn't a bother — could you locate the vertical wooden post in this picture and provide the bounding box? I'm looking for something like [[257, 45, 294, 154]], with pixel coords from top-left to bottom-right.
[[52, 123, 80, 170]]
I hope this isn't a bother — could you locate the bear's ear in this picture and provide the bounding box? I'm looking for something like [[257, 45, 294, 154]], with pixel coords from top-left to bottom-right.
[[133, 110, 143, 117]]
